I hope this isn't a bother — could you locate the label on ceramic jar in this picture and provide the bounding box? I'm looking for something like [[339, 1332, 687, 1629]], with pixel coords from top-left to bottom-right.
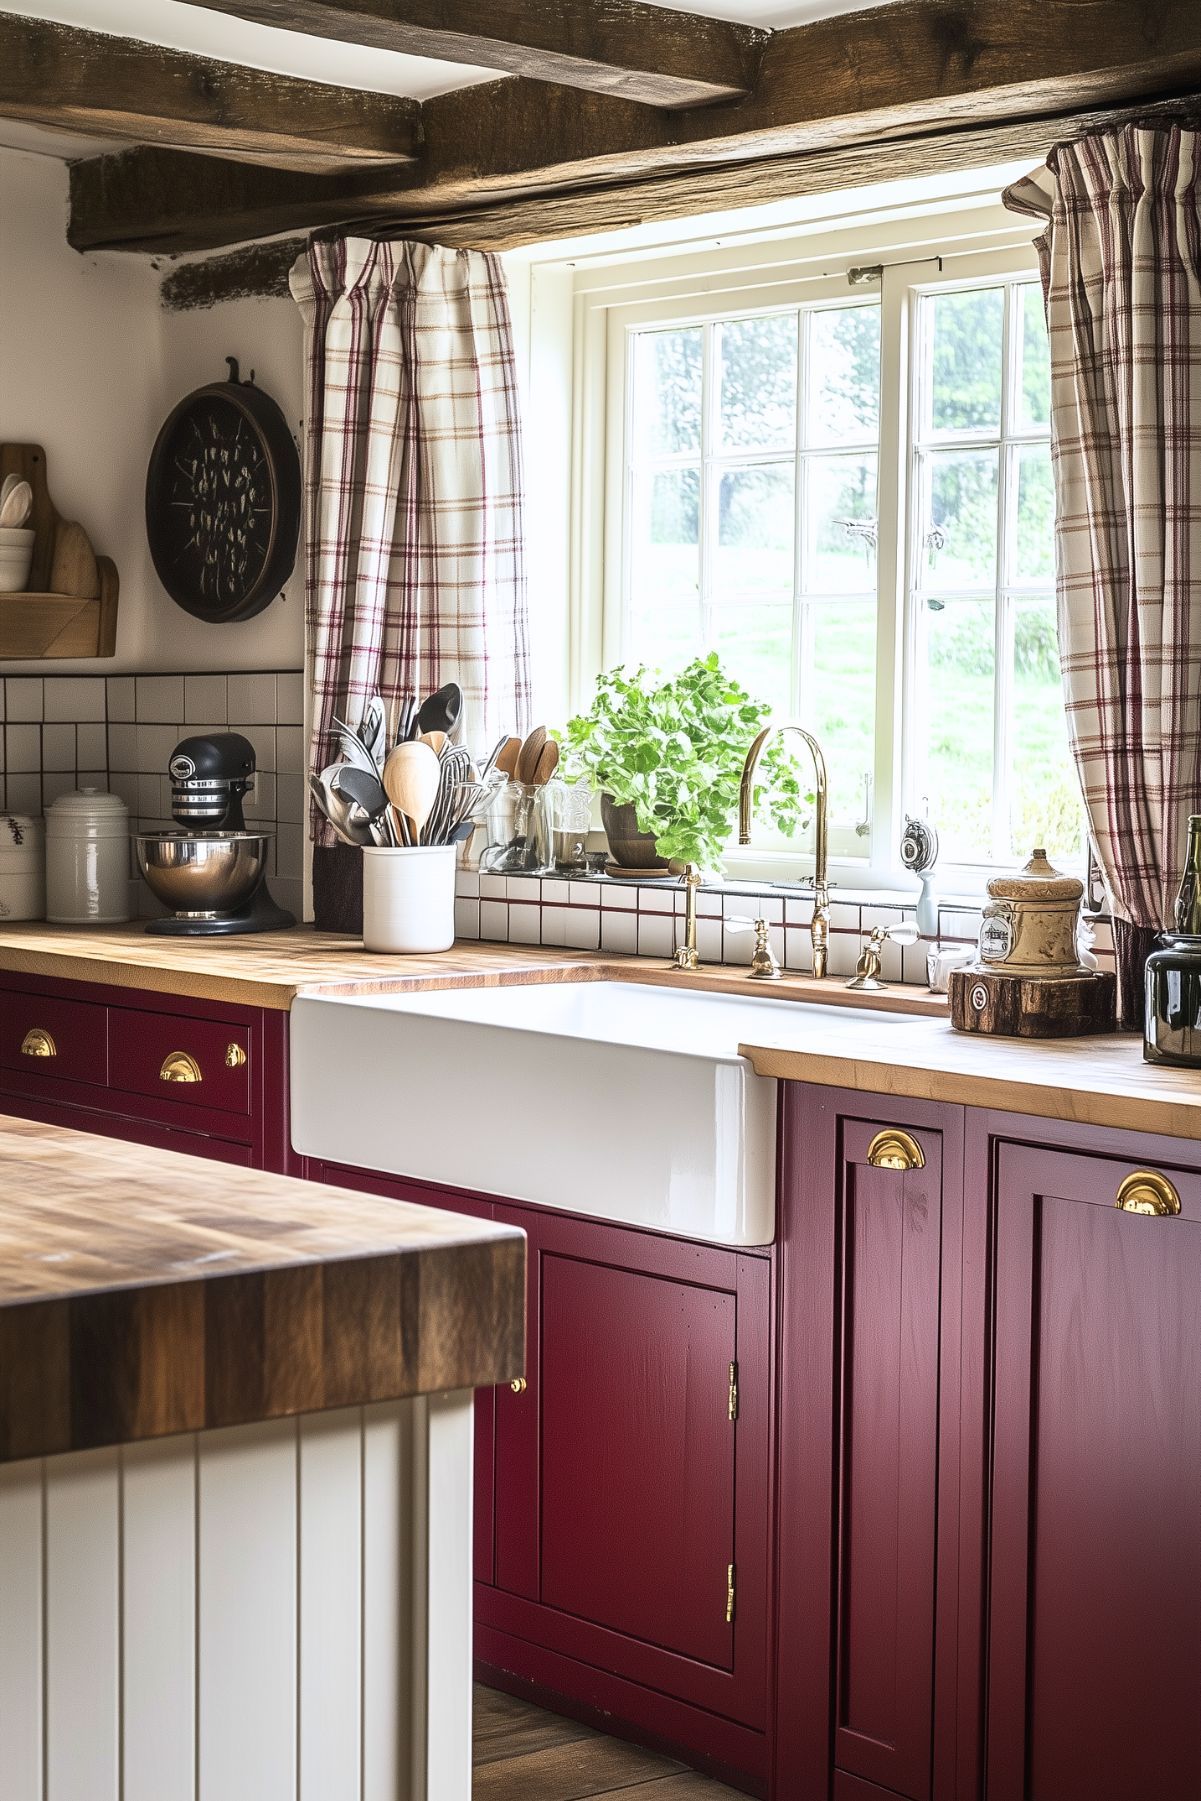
[[979, 911, 1014, 962]]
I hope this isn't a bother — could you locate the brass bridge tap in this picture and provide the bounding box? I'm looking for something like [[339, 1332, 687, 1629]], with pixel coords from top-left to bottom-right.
[[738, 723, 830, 980]]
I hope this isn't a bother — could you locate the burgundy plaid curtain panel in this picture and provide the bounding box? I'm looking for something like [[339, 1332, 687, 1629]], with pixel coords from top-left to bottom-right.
[[290, 237, 532, 849], [1004, 126, 1201, 1025]]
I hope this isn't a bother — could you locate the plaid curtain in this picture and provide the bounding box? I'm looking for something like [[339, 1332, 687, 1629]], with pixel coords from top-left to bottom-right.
[[290, 237, 531, 849], [1004, 126, 1201, 1025]]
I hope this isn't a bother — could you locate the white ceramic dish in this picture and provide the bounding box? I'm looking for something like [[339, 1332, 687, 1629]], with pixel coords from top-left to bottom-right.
[[0, 526, 35, 592]]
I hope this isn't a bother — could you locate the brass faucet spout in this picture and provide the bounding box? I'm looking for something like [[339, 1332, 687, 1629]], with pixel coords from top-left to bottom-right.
[[738, 723, 831, 979]]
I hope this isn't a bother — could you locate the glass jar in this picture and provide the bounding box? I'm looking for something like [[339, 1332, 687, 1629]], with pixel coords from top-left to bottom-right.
[[1144, 933, 1201, 1067]]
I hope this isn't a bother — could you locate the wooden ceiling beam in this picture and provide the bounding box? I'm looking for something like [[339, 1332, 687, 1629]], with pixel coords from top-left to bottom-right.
[[68, 0, 1201, 255], [176, 0, 765, 109], [0, 13, 419, 171]]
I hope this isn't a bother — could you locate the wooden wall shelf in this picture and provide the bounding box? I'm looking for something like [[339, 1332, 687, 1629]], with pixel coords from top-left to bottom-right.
[[0, 444, 118, 659]]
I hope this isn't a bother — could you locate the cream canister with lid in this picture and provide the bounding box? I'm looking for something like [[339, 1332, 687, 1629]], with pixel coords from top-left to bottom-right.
[[46, 788, 130, 924], [0, 814, 46, 920], [977, 847, 1085, 977]]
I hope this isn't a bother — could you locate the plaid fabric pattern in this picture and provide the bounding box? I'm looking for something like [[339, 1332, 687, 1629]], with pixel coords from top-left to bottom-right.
[[1004, 127, 1201, 955], [290, 238, 531, 846]]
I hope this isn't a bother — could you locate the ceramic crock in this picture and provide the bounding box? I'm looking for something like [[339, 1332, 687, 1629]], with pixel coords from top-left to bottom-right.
[[0, 814, 45, 920], [977, 847, 1086, 978], [45, 787, 130, 925]]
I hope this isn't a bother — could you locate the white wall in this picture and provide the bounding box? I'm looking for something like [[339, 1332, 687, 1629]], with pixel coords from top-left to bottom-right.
[[0, 148, 305, 675]]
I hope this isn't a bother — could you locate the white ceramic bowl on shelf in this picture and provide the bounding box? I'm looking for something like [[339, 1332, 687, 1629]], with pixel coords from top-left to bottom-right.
[[0, 527, 35, 592]]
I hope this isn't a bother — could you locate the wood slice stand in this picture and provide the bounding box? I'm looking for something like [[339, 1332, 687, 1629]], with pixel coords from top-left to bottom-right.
[[949, 964, 1117, 1037], [0, 444, 119, 658]]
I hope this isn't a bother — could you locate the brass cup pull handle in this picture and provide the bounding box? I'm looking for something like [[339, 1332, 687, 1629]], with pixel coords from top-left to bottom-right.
[[509, 1377, 528, 1395], [867, 1128, 925, 1172], [160, 1051, 203, 1084], [20, 1027, 57, 1059], [225, 1043, 247, 1069], [1115, 1171, 1181, 1217]]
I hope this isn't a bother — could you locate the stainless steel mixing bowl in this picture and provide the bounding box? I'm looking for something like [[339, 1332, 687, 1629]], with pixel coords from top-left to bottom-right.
[[134, 831, 271, 918]]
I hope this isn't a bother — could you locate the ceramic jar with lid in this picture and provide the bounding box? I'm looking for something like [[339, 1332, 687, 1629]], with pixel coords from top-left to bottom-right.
[[977, 847, 1087, 977], [0, 814, 46, 920], [46, 788, 130, 925]]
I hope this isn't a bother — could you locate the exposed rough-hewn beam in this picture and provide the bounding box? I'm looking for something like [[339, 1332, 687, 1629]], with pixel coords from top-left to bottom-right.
[[0, 12, 419, 171], [178, 0, 765, 109], [70, 0, 1201, 254]]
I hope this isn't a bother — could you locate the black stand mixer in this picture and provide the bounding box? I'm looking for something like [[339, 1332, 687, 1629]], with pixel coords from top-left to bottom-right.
[[134, 733, 296, 936]]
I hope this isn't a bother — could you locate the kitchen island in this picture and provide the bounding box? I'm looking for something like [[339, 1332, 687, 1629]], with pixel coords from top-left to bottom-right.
[[0, 1116, 524, 1801]]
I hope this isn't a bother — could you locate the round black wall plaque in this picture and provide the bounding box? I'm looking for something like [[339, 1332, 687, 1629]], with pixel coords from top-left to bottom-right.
[[146, 358, 301, 623]]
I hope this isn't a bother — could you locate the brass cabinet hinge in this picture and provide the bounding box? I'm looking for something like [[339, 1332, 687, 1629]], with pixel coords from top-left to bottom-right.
[[725, 1563, 736, 1625], [727, 1360, 739, 1422]]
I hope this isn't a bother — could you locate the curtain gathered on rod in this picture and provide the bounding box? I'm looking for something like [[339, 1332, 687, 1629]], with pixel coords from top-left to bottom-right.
[[1003, 124, 1201, 1027], [290, 236, 532, 859]]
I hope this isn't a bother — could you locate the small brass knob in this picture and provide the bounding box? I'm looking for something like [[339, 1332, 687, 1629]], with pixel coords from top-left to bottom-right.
[[509, 1377, 528, 1395], [20, 1027, 56, 1059], [1115, 1171, 1181, 1217], [225, 1043, 247, 1069], [159, 1050, 203, 1084], [867, 1128, 925, 1171]]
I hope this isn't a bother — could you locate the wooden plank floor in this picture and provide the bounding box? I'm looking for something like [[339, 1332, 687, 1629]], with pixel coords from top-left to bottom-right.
[[474, 1684, 748, 1800]]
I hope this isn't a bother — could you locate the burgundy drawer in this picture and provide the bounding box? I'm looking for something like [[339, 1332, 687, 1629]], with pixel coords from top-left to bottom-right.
[[111, 1009, 251, 1116], [0, 989, 108, 1087]]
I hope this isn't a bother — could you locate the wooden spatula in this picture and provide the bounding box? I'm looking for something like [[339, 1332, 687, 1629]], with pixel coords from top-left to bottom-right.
[[382, 740, 441, 843], [517, 726, 547, 785]]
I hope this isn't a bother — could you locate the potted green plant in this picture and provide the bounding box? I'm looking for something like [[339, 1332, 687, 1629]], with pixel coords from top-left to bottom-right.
[[559, 654, 808, 873]]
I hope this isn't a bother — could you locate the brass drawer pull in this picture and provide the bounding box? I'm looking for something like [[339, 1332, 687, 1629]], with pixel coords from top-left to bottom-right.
[[225, 1043, 247, 1069], [160, 1051, 203, 1084], [509, 1377, 528, 1395], [20, 1027, 57, 1059], [1115, 1171, 1181, 1217], [867, 1128, 925, 1172]]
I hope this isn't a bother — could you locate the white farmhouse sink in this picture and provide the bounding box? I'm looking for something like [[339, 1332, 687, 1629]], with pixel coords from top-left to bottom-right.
[[290, 981, 918, 1248]]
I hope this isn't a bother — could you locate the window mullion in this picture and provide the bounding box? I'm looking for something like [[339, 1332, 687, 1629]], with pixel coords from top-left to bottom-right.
[[992, 283, 1017, 862], [792, 307, 807, 716], [874, 264, 912, 877], [700, 320, 715, 646]]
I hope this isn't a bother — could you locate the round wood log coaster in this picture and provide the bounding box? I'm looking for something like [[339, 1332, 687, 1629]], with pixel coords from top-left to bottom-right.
[[949, 965, 1117, 1037]]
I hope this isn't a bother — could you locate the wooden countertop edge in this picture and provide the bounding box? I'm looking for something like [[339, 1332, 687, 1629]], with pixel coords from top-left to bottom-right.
[[740, 1043, 1201, 1138]]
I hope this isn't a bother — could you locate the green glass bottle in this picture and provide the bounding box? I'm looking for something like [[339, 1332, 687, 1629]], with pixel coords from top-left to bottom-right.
[[1174, 814, 1201, 935]]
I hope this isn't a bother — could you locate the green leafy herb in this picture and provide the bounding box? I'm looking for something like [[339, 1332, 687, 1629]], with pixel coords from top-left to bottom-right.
[[558, 654, 810, 871]]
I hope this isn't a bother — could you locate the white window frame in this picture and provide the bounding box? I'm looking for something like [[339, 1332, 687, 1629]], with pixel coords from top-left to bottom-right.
[[538, 191, 1050, 892]]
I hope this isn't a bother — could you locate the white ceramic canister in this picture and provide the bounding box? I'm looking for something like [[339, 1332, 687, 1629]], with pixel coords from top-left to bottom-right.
[[362, 844, 456, 953], [0, 814, 46, 920], [46, 788, 130, 925]]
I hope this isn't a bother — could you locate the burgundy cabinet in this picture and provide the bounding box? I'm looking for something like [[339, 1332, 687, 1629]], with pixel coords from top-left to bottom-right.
[[977, 1137, 1201, 1801], [776, 1087, 964, 1801]]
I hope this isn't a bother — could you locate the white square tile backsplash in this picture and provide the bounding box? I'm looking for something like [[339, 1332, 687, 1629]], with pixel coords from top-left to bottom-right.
[[0, 669, 305, 924]]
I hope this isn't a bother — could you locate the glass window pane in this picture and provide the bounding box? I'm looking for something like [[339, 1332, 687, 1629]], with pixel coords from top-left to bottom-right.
[[806, 454, 877, 594], [715, 464, 794, 595], [806, 305, 880, 446], [924, 448, 998, 590], [928, 287, 1004, 432], [631, 327, 702, 458], [1014, 444, 1054, 584], [628, 467, 699, 666], [712, 600, 792, 716], [716, 314, 797, 451], [1017, 283, 1051, 431], [1010, 595, 1084, 863], [809, 599, 877, 826], [923, 598, 995, 862]]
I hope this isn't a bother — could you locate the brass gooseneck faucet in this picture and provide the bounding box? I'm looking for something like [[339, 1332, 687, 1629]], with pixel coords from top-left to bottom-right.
[[738, 724, 831, 980]]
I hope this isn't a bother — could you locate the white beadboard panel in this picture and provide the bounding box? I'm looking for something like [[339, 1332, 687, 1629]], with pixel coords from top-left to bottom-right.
[[0, 1460, 43, 1801], [198, 1419, 298, 1801], [45, 1449, 121, 1801], [299, 1409, 363, 1801], [364, 1399, 417, 1801], [122, 1437, 197, 1801], [423, 1393, 473, 1801]]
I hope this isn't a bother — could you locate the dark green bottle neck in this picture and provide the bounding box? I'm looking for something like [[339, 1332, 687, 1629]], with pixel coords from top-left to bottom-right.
[[1174, 815, 1201, 935]]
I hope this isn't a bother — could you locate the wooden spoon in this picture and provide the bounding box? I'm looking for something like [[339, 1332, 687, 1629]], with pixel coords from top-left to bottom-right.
[[382, 740, 441, 843], [494, 736, 522, 779], [419, 730, 448, 757], [532, 739, 560, 785], [516, 726, 547, 785]]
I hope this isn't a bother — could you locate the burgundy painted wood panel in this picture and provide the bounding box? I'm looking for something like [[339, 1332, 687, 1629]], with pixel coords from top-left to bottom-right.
[[986, 1141, 1201, 1801], [540, 1253, 736, 1670], [112, 1006, 251, 1114], [0, 987, 107, 1085]]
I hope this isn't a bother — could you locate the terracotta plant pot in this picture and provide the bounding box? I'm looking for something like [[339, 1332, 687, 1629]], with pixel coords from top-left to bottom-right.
[[600, 795, 664, 870]]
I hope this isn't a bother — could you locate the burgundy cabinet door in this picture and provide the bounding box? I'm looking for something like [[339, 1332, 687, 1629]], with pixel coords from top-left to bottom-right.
[[985, 1142, 1201, 1801], [489, 1206, 772, 1730], [776, 1088, 964, 1801]]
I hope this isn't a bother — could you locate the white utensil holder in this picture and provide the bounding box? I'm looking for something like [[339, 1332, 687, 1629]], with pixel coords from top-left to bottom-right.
[[362, 844, 456, 953]]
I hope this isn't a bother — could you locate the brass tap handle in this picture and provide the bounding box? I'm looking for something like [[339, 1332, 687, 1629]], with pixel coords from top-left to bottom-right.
[[20, 1027, 57, 1058], [1115, 1171, 1181, 1217], [867, 1128, 925, 1172], [749, 918, 781, 981], [159, 1051, 203, 1084]]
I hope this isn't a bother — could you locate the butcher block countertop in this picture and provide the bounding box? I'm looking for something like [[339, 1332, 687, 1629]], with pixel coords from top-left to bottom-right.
[[0, 925, 1198, 1140], [0, 1117, 524, 1464]]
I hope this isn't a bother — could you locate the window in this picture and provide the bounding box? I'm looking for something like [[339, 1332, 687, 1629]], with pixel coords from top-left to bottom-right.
[[588, 219, 1086, 883]]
